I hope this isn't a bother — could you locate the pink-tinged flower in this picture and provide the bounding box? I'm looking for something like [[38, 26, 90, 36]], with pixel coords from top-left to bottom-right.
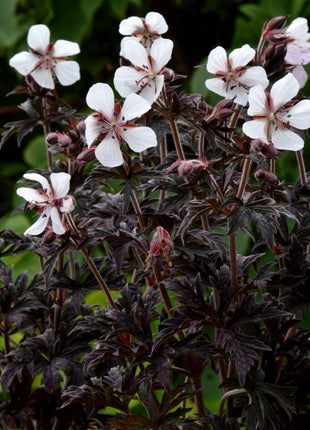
[[285, 17, 310, 65], [114, 38, 173, 104], [85, 83, 157, 167], [119, 11, 168, 54], [205, 44, 269, 106], [9, 24, 80, 89], [17, 172, 75, 235], [243, 73, 310, 151]]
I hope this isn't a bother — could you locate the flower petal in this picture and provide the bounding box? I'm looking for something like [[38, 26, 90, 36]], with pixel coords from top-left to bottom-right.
[[291, 65, 308, 88], [119, 16, 143, 35], [141, 75, 164, 104], [279, 99, 310, 129], [229, 44, 255, 68], [205, 77, 228, 98], [121, 39, 148, 68], [23, 173, 50, 193], [9, 52, 38, 76], [121, 93, 151, 120], [239, 66, 269, 89], [247, 85, 268, 116], [242, 119, 268, 141], [272, 127, 304, 151], [31, 67, 54, 89], [53, 39, 80, 57], [285, 44, 304, 65], [270, 73, 299, 111], [85, 115, 105, 147], [206, 46, 228, 74], [95, 137, 124, 167], [114, 66, 146, 97], [27, 24, 50, 53], [54, 60, 80, 86], [151, 37, 173, 71], [50, 172, 71, 198], [286, 17, 310, 41], [121, 126, 157, 152], [86, 83, 115, 117], [145, 12, 168, 34], [25, 209, 50, 235], [50, 207, 66, 234], [16, 187, 47, 203]]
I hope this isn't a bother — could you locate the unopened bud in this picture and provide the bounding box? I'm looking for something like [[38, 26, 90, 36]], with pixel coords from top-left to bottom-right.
[[150, 226, 174, 258], [168, 159, 208, 177], [76, 147, 96, 163], [212, 99, 234, 121], [251, 139, 279, 159], [255, 168, 278, 186], [162, 67, 175, 82], [262, 16, 287, 41], [46, 131, 62, 146]]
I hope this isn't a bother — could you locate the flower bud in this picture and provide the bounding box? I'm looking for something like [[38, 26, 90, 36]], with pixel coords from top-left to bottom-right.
[[59, 195, 76, 213], [76, 147, 96, 163], [251, 139, 279, 159], [162, 67, 175, 82], [254, 168, 278, 186], [262, 16, 287, 41], [150, 226, 174, 260]]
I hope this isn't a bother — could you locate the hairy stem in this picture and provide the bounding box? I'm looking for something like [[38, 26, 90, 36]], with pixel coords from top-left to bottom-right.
[[66, 214, 117, 310], [167, 115, 185, 160], [296, 149, 307, 186]]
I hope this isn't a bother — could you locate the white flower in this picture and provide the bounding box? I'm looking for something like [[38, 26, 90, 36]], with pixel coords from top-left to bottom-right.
[[85, 83, 157, 167], [17, 172, 74, 235], [243, 73, 310, 151], [9, 24, 80, 89], [285, 17, 310, 65], [205, 44, 269, 106], [114, 38, 173, 104], [119, 11, 168, 54]]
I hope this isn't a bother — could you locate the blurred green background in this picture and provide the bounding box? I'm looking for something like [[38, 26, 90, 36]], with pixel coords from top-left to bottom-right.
[[1, 0, 310, 222]]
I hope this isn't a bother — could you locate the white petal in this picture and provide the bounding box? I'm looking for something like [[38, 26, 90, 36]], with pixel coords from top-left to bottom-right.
[[272, 128, 304, 151], [25, 209, 50, 235], [27, 24, 50, 53], [247, 85, 268, 116], [121, 126, 157, 152], [243, 119, 268, 141], [285, 44, 303, 65], [54, 60, 80, 86], [95, 137, 123, 167], [239, 66, 269, 89], [85, 115, 105, 147], [286, 17, 309, 41], [229, 44, 255, 68], [120, 36, 132, 56], [121, 93, 151, 120], [151, 38, 173, 71], [119, 16, 143, 35], [53, 40, 80, 57], [50, 172, 71, 198], [9, 52, 39, 76], [139, 75, 163, 104], [270, 73, 299, 111], [121, 39, 148, 67], [86, 83, 115, 118], [279, 100, 310, 129], [206, 46, 228, 74], [16, 187, 47, 203], [205, 77, 228, 98], [23, 173, 51, 193], [50, 207, 66, 234], [114, 66, 145, 97], [145, 12, 168, 34], [232, 86, 250, 106], [30, 68, 54, 89], [291, 65, 308, 88]]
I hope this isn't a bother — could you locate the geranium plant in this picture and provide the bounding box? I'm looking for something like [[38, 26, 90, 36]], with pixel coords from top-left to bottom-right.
[[1, 11, 310, 430]]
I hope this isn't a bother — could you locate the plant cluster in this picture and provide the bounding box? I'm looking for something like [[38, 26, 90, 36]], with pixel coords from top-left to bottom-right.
[[1, 10, 310, 430]]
